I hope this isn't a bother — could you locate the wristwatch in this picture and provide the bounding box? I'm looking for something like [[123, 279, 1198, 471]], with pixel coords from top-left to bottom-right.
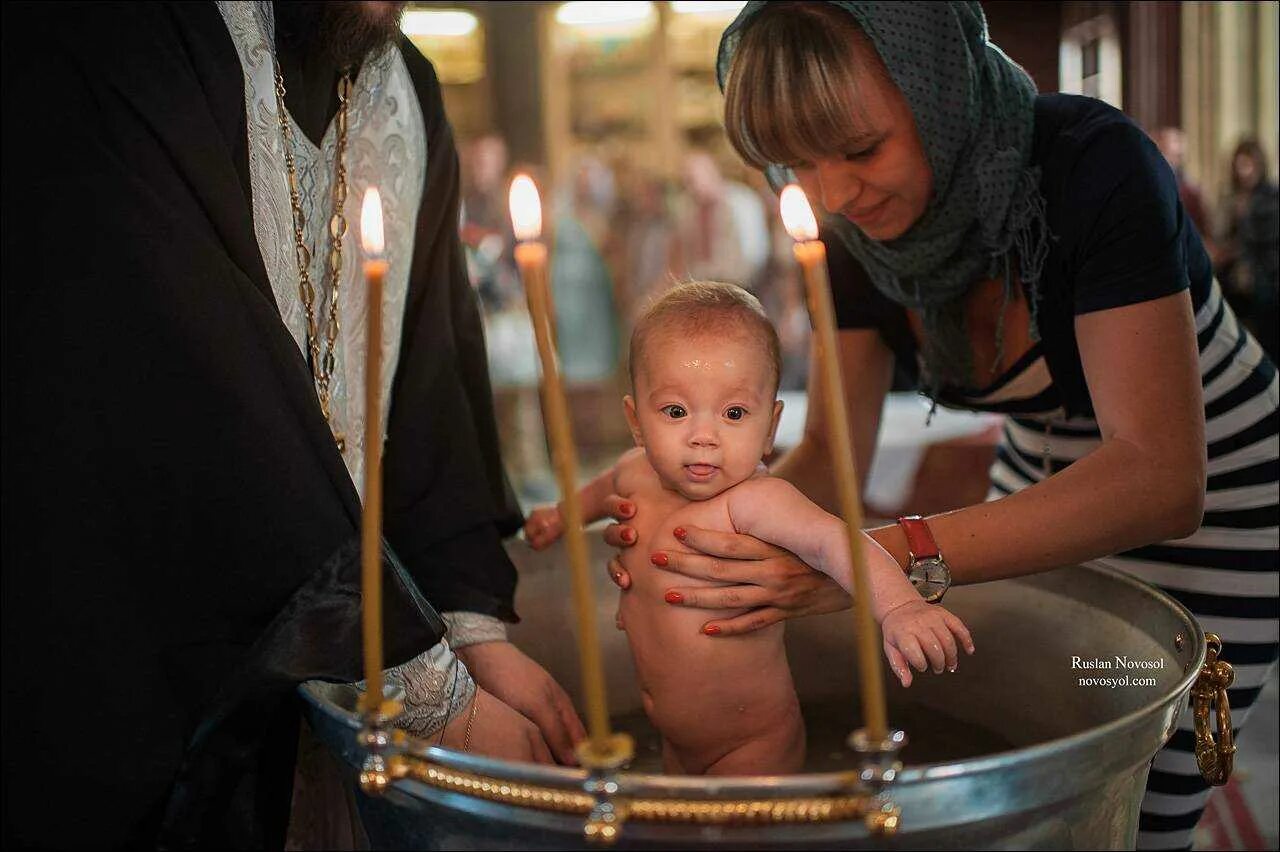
[[896, 515, 952, 603]]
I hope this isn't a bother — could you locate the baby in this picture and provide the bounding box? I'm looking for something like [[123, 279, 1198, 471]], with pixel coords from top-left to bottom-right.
[[526, 281, 973, 775]]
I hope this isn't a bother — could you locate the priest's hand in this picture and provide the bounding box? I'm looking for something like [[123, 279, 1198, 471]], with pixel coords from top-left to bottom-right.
[[438, 687, 553, 763], [456, 641, 587, 765]]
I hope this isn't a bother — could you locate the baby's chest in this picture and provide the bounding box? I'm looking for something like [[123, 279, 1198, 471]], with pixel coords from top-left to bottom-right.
[[623, 487, 733, 565]]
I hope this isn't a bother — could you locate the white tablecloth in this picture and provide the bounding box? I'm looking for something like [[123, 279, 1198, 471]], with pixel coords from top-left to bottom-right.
[[775, 391, 1002, 509]]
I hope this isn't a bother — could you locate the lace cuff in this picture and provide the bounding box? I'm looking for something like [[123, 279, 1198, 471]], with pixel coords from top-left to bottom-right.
[[371, 639, 477, 741], [442, 611, 508, 649]]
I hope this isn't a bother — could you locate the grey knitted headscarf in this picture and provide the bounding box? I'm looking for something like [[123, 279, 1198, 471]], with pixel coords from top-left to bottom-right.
[[718, 1, 1050, 393]]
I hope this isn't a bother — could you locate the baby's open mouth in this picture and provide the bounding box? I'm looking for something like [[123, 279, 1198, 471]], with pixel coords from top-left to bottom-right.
[[684, 463, 719, 479]]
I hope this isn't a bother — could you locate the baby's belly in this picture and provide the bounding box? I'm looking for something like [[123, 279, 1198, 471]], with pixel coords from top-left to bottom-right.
[[618, 552, 796, 754]]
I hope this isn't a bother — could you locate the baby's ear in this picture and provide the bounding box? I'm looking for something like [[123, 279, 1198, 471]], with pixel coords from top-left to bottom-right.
[[623, 396, 644, 447], [763, 398, 785, 455]]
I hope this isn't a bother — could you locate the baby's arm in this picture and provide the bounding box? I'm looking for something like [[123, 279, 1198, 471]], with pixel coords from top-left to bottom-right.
[[725, 478, 974, 686], [724, 477, 918, 621], [880, 599, 974, 686], [524, 447, 645, 549]]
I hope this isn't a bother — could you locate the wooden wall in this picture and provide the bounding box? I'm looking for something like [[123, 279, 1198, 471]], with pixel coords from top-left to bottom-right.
[[983, 1, 1063, 93]]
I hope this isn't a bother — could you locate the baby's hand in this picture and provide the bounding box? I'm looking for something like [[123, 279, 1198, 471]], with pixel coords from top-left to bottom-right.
[[523, 505, 564, 550], [880, 600, 975, 688]]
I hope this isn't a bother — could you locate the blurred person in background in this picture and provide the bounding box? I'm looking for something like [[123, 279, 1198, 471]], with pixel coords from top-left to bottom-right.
[[673, 149, 770, 288], [1217, 139, 1279, 360], [744, 171, 812, 391], [550, 154, 621, 383], [614, 168, 678, 325], [1153, 127, 1214, 252], [460, 133, 520, 311]]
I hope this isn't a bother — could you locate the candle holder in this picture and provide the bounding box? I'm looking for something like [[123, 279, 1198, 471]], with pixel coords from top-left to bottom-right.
[[357, 686, 405, 797], [573, 733, 635, 843], [847, 727, 906, 835]]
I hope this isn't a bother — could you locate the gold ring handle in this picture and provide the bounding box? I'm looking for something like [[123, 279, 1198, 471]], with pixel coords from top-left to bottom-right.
[[1192, 633, 1235, 786]]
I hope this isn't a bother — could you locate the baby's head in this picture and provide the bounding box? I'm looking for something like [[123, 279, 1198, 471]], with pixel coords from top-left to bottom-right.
[[625, 281, 783, 500]]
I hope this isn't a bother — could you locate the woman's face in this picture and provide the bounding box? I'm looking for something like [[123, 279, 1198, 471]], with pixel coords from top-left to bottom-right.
[[1234, 152, 1261, 191], [790, 71, 933, 242]]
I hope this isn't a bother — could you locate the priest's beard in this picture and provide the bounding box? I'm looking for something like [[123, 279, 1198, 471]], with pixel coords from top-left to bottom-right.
[[274, 1, 407, 68]]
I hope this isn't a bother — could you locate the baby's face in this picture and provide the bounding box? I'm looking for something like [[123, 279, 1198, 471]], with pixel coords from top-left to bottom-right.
[[626, 332, 782, 500]]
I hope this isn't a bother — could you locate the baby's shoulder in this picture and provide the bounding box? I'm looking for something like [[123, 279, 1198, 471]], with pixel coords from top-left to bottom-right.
[[614, 446, 659, 495], [671, 473, 778, 528], [725, 470, 797, 502], [719, 473, 810, 529]]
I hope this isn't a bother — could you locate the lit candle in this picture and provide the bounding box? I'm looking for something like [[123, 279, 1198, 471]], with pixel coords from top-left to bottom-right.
[[360, 186, 389, 715], [780, 184, 888, 742], [509, 175, 624, 764]]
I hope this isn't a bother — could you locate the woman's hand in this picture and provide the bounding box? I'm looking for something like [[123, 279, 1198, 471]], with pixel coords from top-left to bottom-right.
[[650, 526, 852, 636], [601, 496, 637, 595], [600, 495, 638, 550], [438, 687, 555, 764]]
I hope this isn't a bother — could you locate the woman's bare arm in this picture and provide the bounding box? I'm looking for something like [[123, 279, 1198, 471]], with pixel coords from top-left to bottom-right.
[[868, 290, 1207, 582]]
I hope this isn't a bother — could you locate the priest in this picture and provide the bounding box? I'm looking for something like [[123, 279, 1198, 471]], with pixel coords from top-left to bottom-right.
[[1, 2, 582, 847]]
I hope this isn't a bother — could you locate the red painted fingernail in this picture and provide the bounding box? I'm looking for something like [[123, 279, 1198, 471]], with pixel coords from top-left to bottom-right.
[[622, 528, 636, 543], [619, 501, 634, 515], [664, 590, 683, 604], [651, 552, 668, 567], [673, 527, 687, 540], [703, 624, 721, 635]]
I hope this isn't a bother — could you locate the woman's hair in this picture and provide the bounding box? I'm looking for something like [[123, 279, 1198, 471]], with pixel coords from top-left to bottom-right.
[[1230, 138, 1269, 193], [723, 2, 887, 170], [629, 281, 782, 393]]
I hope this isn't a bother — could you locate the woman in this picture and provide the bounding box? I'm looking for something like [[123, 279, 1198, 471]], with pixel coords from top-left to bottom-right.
[[600, 4, 1278, 849], [1217, 138, 1280, 361]]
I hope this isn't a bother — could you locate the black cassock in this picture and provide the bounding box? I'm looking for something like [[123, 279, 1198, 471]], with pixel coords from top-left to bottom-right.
[[1, 3, 522, 847]]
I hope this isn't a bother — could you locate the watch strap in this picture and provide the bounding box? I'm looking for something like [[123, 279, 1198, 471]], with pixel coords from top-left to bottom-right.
[[896, 515, 940, 560]]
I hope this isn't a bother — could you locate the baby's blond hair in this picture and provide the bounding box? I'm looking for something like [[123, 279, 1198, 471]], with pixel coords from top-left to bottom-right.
[[629, 281, 782, 393]]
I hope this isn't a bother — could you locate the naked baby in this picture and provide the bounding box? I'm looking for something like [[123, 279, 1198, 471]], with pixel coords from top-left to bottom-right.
[[526, 281, 974, 775]]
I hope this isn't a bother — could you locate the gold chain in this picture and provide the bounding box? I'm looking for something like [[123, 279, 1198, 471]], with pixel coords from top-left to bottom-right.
[[273, 63, 354, 452], [462, 691, 480, 752]]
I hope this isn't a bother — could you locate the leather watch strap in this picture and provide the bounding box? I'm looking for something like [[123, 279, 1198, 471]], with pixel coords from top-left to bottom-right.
[[896, 515, 940, 560]]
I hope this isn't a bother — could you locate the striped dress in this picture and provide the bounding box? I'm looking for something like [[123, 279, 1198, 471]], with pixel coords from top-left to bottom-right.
[[973, 278, 1279, 851]]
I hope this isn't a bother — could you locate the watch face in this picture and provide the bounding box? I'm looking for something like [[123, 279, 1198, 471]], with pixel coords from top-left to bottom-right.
[[908, 557, 950, 603]]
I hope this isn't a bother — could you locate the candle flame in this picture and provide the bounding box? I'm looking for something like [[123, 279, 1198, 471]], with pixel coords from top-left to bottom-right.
[[361, 187, 385, 256], [780, 184, 820, 242], [508, 174, 543, 242]]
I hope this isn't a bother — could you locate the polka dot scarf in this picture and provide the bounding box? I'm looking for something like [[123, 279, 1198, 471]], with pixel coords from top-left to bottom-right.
[[718, 1, 1051, 394]]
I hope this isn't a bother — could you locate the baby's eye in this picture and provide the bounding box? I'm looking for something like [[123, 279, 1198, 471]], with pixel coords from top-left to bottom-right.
[[724, 406, 747, 421], [661, 404, 687, 419]]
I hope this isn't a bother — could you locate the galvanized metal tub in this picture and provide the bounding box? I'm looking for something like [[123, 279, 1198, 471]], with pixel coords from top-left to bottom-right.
[[300, 534, 1205, 850]]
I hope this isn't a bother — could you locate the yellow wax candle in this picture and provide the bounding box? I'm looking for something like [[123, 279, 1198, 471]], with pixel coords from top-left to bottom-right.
[[510, 176, 615, 755], [781, 185, 888, 742], [360, 187, 388, 715]]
